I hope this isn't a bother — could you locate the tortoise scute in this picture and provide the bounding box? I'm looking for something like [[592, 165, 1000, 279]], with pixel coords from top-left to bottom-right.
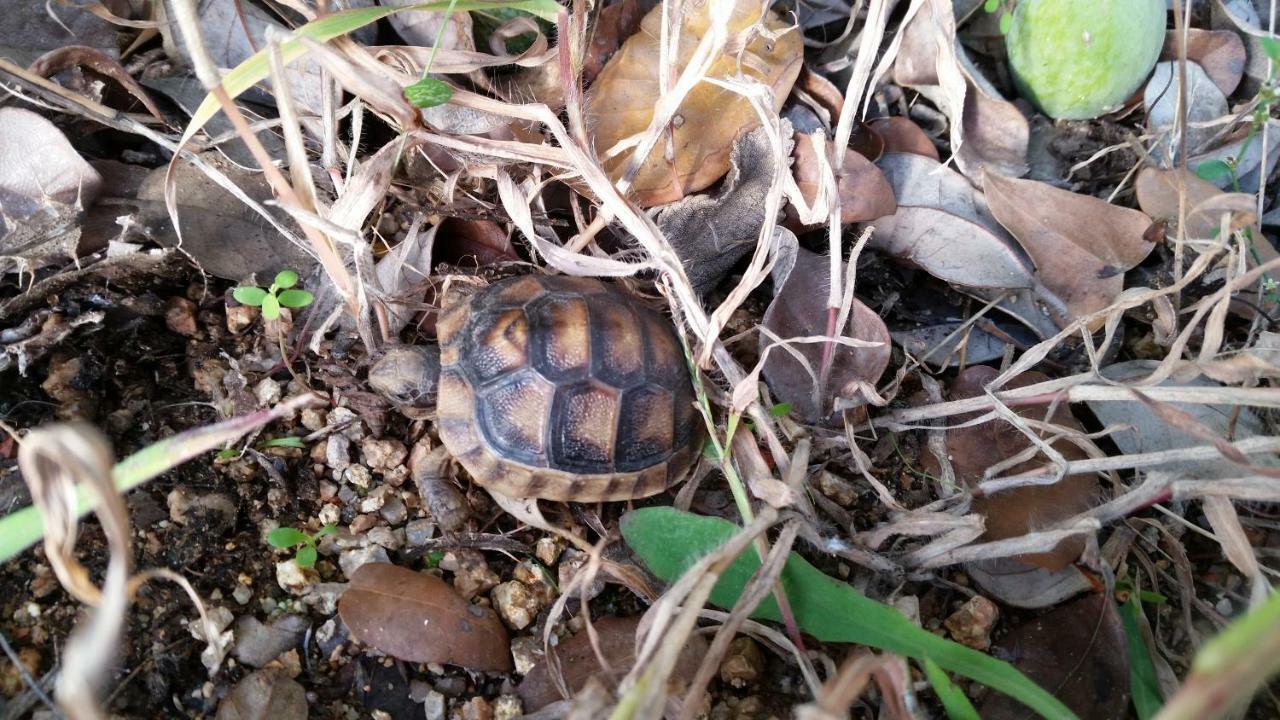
[[478, 372, 554, 463], [551, 380, 619, 471], [437, 275, 699, 501]]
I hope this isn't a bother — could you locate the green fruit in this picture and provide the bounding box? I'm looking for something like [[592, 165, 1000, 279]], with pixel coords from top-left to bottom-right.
[[1006, 0, 1167, 120]]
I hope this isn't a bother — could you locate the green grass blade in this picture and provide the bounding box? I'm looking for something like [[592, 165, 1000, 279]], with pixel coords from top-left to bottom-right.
[[923, 657, 981, 720], [1118, 595, 1163, 719], [180, 0, 561, 144], [0, 395, 318, 563], [620, 507, 1078, 720]]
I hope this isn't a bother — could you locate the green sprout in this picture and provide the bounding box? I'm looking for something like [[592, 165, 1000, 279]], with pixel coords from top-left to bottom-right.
[[983, 0, 1013, 35], [233, 269, 314, 321], [267, 523, 337, 568]]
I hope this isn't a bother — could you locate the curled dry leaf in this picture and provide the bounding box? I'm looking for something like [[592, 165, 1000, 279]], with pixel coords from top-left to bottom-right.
[[759, 248, 890, 424], [29, 45, 166, 122], [983, 170, 1155, 325], [0, 107, 103, 275], [787, 108, 896, 228], [1135, 167, 1228, 241], [338, 563, 513, 672], [893, 0, 1028, 182], [920, 365, 1100, 572], [1160, 29, 1247, 97], [869, 117, 939, 160], [980, 594, 1130, 720], [383, 0, 475, 51], [517, 616, 708, 711], [872, 153, 1035, 290], [585, 0, 802, 206]]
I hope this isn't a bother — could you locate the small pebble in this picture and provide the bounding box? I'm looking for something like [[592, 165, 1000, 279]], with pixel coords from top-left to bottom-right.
[[361, 437, 408, 471], [534, 537, 564, 566], [301, 407, 328, 432], [345, 464, 373, 490], [325, 436, 351, 473], [254, 378, 282, 407], [509, 636, 542, 675], [458, 697, 492, 720], [380, 495, 408, 525], [339, 545, 390, 579], [718, 637, 764, 688], [328, 407, 365, 441], [165, 297, 199, 337], [492, 581, 540, 630], [492, 696, 522, 720], [423, 690, 447, 720], [275, 560, 315, 595], [366, 526, 400, 551], [232, 584, 253, 605], [406, 519, 437, 547], [944, 595, 999, 651], [225, 302, 256, 334]]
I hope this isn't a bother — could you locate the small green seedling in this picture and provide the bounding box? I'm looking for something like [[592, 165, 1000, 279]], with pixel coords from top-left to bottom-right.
[[268, 523, 337, 568], [233, 269, 314, 321], [260, 436, 307, 450]]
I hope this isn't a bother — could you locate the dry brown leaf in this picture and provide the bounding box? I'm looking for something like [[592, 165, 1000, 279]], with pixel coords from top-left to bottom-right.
[[920, 365, 1100, 571], [983, 171, 1156, 323], [1160, 28, 1246, 97], [585, 0, 802, 206], [383, 0, 474, 51], [582, 0, 654, 86], [759, 248, 891, 424], [436, 217, 519, 265], [980, 594, 1130, 720], [0, 107, 103, 275], [869, 117, 938, 160], [338, 563, 513, 672], [872, 153, 1035, 290], [788, 112, 896, 227], [29, 45, 166, 121], [1134, 166, 1226, 240], [517, 616, 707, 711]]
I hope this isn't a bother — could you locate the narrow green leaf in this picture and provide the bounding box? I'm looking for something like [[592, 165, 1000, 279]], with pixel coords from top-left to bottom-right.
[[621, 508, 1077, 720], [274, 269, 299, 289], [182, 0, 561, 144], [262, 436, 306, 449], [262, 293, 281, 320], [1119, 596, 1163, 720], [1195, 160, 1232, 183], [769, 402, 793, 417], [924, 658, 982, 720], [1260, 36, 1280, 64], [276, 289, 314, 308], [216, 448, 238, 460], [268, 527, 310, 549], [295, 545, 318, 568], [233, 286, 268, 306], [999, 11, 1013, 35], [405, 77, 454, 108], [984, 0, 1000, 12]]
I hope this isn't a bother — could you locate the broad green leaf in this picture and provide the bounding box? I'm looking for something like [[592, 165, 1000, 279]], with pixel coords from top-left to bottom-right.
[[999, 11, 1012, 35], [262, 293, 281, 320], [1260, 36, 1280, 64], [233, 286, 269, 306], [768, 402, 792, 417], [1195, 160, 1232, 183], [274, 269, 299, 289], [315, 523, 338, 538], [621, 508, 1076, 720], [924, 658, 981, 720], [276, 289, 314, 308], [268, 527, 310, 549], [262, 436, 306, 449], [404, 77, 454, 108], [182, 0, 561, 144], [1119, 596, 1163, 720], [295, 545, 318, 568], [216, 448, 238, 460], [984, 0, 1000, 12]]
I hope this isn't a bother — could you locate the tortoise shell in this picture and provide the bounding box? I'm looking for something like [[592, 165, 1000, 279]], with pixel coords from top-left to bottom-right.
[[435, 275, 699, 501]]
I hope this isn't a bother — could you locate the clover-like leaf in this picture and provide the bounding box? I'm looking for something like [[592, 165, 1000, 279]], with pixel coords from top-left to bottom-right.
[[276, 289, 314, 308], [274, 269, 299, 289], [295, 545, 318, 568], [261, 292, 281, 320], [268, 527, 309, 549], [233, 286, 269, 307], [404, 77, 454, 108]]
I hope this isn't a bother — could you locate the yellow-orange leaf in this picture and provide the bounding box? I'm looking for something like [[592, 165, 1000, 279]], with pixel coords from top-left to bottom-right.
[[585, 0, 802, 206]]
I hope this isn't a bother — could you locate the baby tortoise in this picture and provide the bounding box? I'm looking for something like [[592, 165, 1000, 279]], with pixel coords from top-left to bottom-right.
[[431, 274, 700, 502]]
